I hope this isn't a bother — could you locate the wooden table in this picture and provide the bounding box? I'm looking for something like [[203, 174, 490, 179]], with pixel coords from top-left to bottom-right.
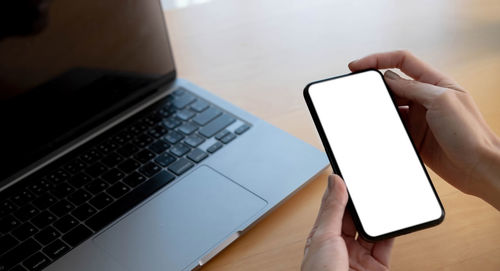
[[164, 0, 500, 269]]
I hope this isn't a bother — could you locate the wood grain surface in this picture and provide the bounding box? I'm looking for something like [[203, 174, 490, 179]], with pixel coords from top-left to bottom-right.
[[164, 0, 500, 269]]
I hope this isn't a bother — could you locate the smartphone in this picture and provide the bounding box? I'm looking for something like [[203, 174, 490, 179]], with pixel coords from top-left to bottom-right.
[[304, 69, 444, 241]]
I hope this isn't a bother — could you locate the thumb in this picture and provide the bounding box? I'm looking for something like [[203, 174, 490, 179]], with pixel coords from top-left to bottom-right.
[[384, 70, 447, 109], [314, 174, 349, 237]]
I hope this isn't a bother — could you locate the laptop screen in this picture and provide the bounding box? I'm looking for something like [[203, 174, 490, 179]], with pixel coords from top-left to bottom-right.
[[0, 0, 175, 181]]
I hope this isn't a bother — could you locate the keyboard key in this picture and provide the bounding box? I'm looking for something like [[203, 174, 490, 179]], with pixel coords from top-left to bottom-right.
[[176, 108, 196, 121], [27, 181, 48, 196], [192, 107, 222, 126], [164, 93, 174, 103], [132, 134, 154, 148], [190, 99, 209, 112], [163, 117, 182, 129], [220, 132, 237, 144], [0, 215, 21, 232], [187, 149, 208, 163], [31, 179, 55, 194], [53, 215, 78, 233], [148, 140, 170, 154], [85, 179, 109, 194], [62, 225, 93, 247], [207, 141, 223, 153], [32, 211, 57, 229], [72, 203, 97, 221], [101, 152, 124, 167], [63, 159, 87, 175], [45, 169, 70, 184], [14, 204, 39, 221], [168, 158, 194, 176], [23, 252, 50, 271], [117, 143, 139, 157], [163, 131, 184, 144], [123, 172, 147, 187], [85, 162, 108, 178], [80, 149, 102, 164], [144, 111, 165, 124], [43, 239, 70, 260], [139, 162, 162, 177], [0, 200, 16, 216], [172, 93, 196, 109], [128, 122, 149, 136], [32, 193, 57, 210], [154, 153, 176, 167], [158, 107, 172, 118], [146, 111, 165, 124], [177, 122, 198, 135], [11, 190, 35, 207], [183, 134, 205, 147], [235, 123, 250, 135], [0, 238, 41, 271], [89, 193, 114, 210], [118, 159, 141, 173], [86, 170, 175, 232], [34, 226, 60, 245], [97, 140, 119, 155], [0, 234, 18, 255], [69, 173, 92, 188], [172, 88, 185, 96], [107, 182, 130, 199], [67, 189, 92, 205], [12, 222, 38, 241], [113, 131, 133, 144], [215, 129, 230, 140], [134, 149, 156, 164], [169, 143, 191, 157], [50, 200, 75, 217], [52, 183, 75, 198], [101, 168, 125, 184], [147, 124, 167, 139], [199, 114, 236, 138]]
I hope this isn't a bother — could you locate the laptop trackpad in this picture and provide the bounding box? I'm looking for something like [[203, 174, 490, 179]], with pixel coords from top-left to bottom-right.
[[93, 166, 267, 271]]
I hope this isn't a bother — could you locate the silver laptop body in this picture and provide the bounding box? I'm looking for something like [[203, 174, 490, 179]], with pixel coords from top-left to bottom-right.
[[0, 1, 327, 270]]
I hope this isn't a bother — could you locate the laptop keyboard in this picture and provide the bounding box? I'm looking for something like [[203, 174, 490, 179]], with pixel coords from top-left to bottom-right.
[[0, 88, 251, 271]]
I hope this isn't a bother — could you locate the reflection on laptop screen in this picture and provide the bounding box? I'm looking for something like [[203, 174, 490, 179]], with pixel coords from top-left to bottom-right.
[[0, 0, 176, 181]]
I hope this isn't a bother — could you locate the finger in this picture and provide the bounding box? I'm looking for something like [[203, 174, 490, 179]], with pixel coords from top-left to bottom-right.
[[372, 238, 395, 266], [304, 180, 330, 255], [308, 173, 339, 236], [348, 50, 459, 88], [310, 175, 333, 231], [304, 174, 346, 255], [341, 209, 356, 239], [357, 236, 375, 251], [398, 106, 409, 125], [314, 174, 349, 237], [384, 70, 447, 109], [394, 96, 410, 106]]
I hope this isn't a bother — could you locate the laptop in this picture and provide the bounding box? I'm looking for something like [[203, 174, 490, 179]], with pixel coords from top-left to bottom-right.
[[0, 0, 327, 270]]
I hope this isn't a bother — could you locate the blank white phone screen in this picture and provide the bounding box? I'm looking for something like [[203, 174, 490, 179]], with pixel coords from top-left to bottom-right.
[[308, 70, 442, 237]]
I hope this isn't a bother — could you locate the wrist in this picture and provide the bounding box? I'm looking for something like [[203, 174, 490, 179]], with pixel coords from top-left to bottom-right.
[[475, 138, 500, 210]]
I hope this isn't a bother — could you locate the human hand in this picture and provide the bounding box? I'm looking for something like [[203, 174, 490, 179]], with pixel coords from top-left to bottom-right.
[[349, 50, 500, 210], [301, 175, 394, 271]]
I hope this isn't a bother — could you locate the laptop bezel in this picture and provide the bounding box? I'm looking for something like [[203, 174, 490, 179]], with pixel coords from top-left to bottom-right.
[[0, 0, 179, 189]]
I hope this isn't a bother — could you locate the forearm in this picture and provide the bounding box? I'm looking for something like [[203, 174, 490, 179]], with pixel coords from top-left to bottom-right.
[[475, 138, 500, 211]]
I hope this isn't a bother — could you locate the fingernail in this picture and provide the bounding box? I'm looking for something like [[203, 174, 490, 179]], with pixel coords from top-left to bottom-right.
[[384, 70, 400, 80], [328, 175, 335, 190], [348, 59, 358, 66]]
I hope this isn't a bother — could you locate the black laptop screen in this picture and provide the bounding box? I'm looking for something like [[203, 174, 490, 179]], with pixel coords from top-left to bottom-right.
[[0, 0, 176, 181]]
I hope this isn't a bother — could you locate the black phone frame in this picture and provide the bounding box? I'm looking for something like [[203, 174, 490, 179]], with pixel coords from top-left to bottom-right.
[[303, 69, 445, 242]]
